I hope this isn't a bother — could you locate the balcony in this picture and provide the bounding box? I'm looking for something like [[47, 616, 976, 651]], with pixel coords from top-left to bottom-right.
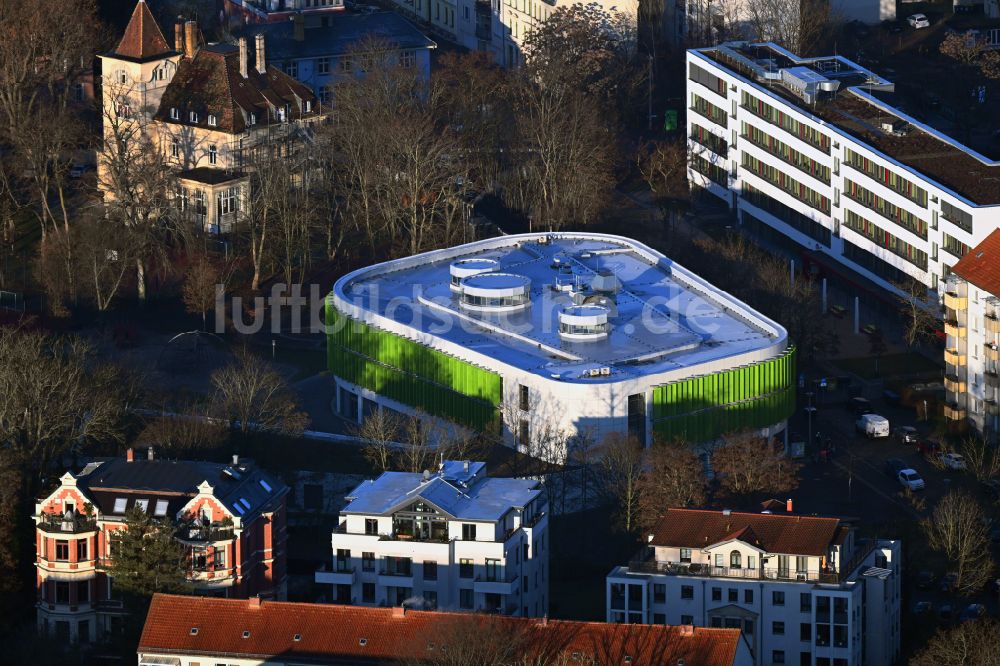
[[986, 371, 1000, 389], [986, 344, 1000, 362], [944, 374, 967, 394], [943, 292, 968, 311], [474, 570, 519, 595], [36, 514, 97, 534], [176, 522, 235, 543], [943, 403, 967, 421], [944, 320, 966, 338], [986, 315, 1000, 335], [944, 348, 964, 366], [316, 562, 356, 586], [987, 400, 1000, 416], [624, 559, 840, 584]]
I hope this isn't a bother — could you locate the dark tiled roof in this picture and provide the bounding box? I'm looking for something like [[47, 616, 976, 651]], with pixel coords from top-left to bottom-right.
[[178, 167, 248, 185], [951, 228, 1000, 297], [650, 508, 842, 556], [235, 12, 435, 61], [154, 43, 318, 134], [113, 0, 173, 62], [139, 595, 746, 665]]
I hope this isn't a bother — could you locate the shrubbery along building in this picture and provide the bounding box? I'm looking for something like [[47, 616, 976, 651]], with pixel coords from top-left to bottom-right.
[[326, 233, 795, 459]]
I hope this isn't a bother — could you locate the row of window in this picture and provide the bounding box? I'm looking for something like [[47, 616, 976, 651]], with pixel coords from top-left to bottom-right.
[[48, 539, 89, 562], [689, 62, 727, 98], [361, 517, 480, 540], [690, 123, 728, 157], [843, 239, 914, 286], [844, 179, 928, 240], [741, 91, 830, 153], [741, 154, 830, 214], [741, 185, 832, 247], [844, 148, 928, 207], [943, 233, 970, 259], [169, 107, 218, 127], [843, 209, 928, 271], [171, 140, 219, 165], [690, 93, 727, 128], [691, 153, 728, 187], [742, 122, 831, 184], [941, 200, 973, 234]]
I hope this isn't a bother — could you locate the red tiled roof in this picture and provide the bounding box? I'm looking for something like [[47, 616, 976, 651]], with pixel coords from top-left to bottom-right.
[[114, 0, 172, 62], [649, 508, 841, 556], [951, 229, 1000, 297], [139, 595, 745, 666]]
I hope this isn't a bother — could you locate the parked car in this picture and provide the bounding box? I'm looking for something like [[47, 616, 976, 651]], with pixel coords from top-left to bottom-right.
[[893, 426, 918, 444], [857, 413, 890, 438], [916, 570, 935, 589], [885, 458, 907, 478], [913, 601, 933, 614], [960, 604, 986, 623], [918, 440, 941, 458], [940, 452, 967, 471], [907, 13, 930, 28], [940, 572, 959, 593], [899, 468, 925, 490], [938, 603, 953, 621], [849, 397, 873, 415]]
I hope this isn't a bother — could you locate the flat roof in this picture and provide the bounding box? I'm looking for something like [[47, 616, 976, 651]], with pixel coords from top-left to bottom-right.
[[697, 42, 1000, 206], [332, 234, 785, 383]]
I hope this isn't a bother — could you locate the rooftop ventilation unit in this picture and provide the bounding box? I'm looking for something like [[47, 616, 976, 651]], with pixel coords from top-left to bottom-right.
[[880, 119, 911, 136], [780, 66, 839, 104]]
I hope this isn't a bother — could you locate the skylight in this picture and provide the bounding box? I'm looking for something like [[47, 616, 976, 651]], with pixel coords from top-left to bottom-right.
[[113, 498, 127, 514], [154, 500, 169, 517], [259, 479, 273, 493], [239, 498, 251, 510], [190, 628, 199, 636], [135, 499, 149, 512], [234, 503, 245, 516]]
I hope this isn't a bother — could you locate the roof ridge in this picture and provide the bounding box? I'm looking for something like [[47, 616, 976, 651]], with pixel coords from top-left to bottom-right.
[[668, 507, 839, 522]]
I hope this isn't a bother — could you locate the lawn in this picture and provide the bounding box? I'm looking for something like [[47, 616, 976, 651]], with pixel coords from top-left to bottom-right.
[[833, 352, 942, 380]]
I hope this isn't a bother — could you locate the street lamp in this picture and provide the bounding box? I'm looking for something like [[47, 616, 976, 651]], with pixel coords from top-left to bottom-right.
[[804, 391, 817, 456]]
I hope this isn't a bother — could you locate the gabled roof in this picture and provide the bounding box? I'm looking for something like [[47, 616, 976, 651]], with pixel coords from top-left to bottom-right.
[[139, 594, 747, 666], [341, 462, 543, 522], [951, 229, 1000, 297], [154, 43, 318, 134], [113, 0, 173, 63], [650, 508, 842, 557]]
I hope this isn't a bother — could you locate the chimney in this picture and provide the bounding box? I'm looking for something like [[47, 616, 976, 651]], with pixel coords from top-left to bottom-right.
[[786, 498, 793, 513], [184, 20, 198, 59], [174, 17, 185, 53], [255, 33, 266, 74], [392, 606, 406, 618], [679, 625, 694, 637], [293, 13, 305, 42], [233, 454, 240, 466], [238, 37, 248, 78], [126, 448, 134, 463], [463, 461, 469, 472], [540, 615, 548, 627], [248, 596, 262, 608], [147, 446, 155, 461]]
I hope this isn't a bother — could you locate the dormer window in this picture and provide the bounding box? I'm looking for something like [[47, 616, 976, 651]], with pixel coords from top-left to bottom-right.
[[249, 112, 256, 126], [305, 100, 312, 113], [170, 107, 179, 120], [277, 107, 286, 123], [207, 114, 217, 127], [189, 111, 198, 123]]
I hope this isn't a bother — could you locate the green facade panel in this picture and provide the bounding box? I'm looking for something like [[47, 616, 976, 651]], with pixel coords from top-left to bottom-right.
[[325, 300, 501, 430], [651, 347, 796, 442]]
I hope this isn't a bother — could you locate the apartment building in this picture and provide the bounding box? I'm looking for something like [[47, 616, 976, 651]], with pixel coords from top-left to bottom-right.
[[138, 593, 753, 665], [316, 460, 549, 617], [99, 1, 321, 233], [941, 229, 1000, 436], [606, 507, 901, 666], [685, 42, 1000, 304], [224, 0, 346, 25], [235, 12, 435, 104], [33, 449, 288, 644]]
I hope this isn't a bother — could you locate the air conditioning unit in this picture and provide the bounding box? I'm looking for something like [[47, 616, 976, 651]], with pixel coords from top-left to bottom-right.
[[600, 367, 611, 376], [796, 573, 808, 581]]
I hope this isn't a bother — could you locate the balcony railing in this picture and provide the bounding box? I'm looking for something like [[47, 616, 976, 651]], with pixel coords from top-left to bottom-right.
[[624, 559, 841, 584], [944, 403, 967, 421], [944, 348, 964, 366], [943, 292, 968, 311], [986, 371, 1000, 389], [176, 523, 235, 543], [944, 374, 967, 394], [944, 320, 966, 338], [986, 315, 1000, 335], [36, 514, 97, 534]]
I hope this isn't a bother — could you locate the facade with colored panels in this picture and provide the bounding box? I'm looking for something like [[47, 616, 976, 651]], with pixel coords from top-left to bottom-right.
[[33, 449, 287, 644], [326, 233, 793, 461], [686, 42, 1000, 305]]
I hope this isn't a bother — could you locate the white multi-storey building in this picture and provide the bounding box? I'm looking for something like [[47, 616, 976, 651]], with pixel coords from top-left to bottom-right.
[[940, 230, 1000, 436], [686, 42, 1000, 304], [316, 461, 549, 617], [606, 507, 901, 666]]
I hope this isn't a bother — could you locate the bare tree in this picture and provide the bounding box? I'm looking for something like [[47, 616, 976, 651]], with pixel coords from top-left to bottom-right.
[[637, 139, 689, 227], [922, 491, 995, 595], [961, 436, 1000, 482], [397, 414, 439, 474], [896, 279, 938, 348], [210, 348, 308, 436], [910, 618, 1000, 666], [743, 0, 834, 55], [350, 408, 404, 473], [136, 397, 227, 453], [940, 32, 1000, 78], [599, 432, 645, 533], [182, 252, 230, 330], [636, 438, 707, 533], [712, 431, 801, 497]]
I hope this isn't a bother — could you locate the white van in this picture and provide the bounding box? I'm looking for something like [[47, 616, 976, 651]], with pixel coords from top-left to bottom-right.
[[856, 413, 890, 439]]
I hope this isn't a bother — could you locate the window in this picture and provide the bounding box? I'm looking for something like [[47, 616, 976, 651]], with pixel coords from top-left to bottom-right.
[[154, 500, 168, 517], [681, 585, 694, 599], [800, 623, 811, 641], [459, 588, 474, 609], [816, 625, 830, 647], [55, 541, 69, 561], [800, 593, 811, 612], [772, 591, 785, 606], [77, 581, 89, 603], [424, 590, 437, 609], [747, 555, 756, 570], [680, 614, 693, 625], [519, 385, 530, 411], [462, 524, 477, 541], [207, 114, 217, 127], [399, 50, 415, 68], [711, 617, 722, 628], [219, 186, 238, 215], [340, 57, 353, 72], [77, 540, 88, 561], [55, 581, 70, 604], [711, 587, 721, 601], [362, 582, 375, 603], [117, 70, 126, 84], [362, 552, 374, 571], [305, 100, 312, 113], [215, 547, 226, 568], [800, 652, 811, 666], [796, 556, 808, 573], [135, 499, 149, 513], [679, 548, 692, 563], [730, 550, 741, 568], [773, 621, 785, 635], [171, 139, 180, 158], [283, 61, 298, 78], [728, 588, 737, 602], [744, 589, 753, 603], [189, 111, 198, 123], [518, 419, 529, 445], [714, 553, 724, 568], [208, 145, 217, 165], [170, 107, 179, 120], [773, 651, 785, 664], [743, 619, 754, 635], [653, 584, 665, 603], [459, 558, 473, 578], [365, 518, 378, 535], [317, 57, 331, 74], [319, 85, 332, 105], [116, 103, 131, 118], [655, 613, 668, 624], [249, 112, 257, 126]]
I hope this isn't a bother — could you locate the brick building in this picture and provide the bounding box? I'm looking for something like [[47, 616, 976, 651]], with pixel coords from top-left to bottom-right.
[[33, 449, 288, 643]]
